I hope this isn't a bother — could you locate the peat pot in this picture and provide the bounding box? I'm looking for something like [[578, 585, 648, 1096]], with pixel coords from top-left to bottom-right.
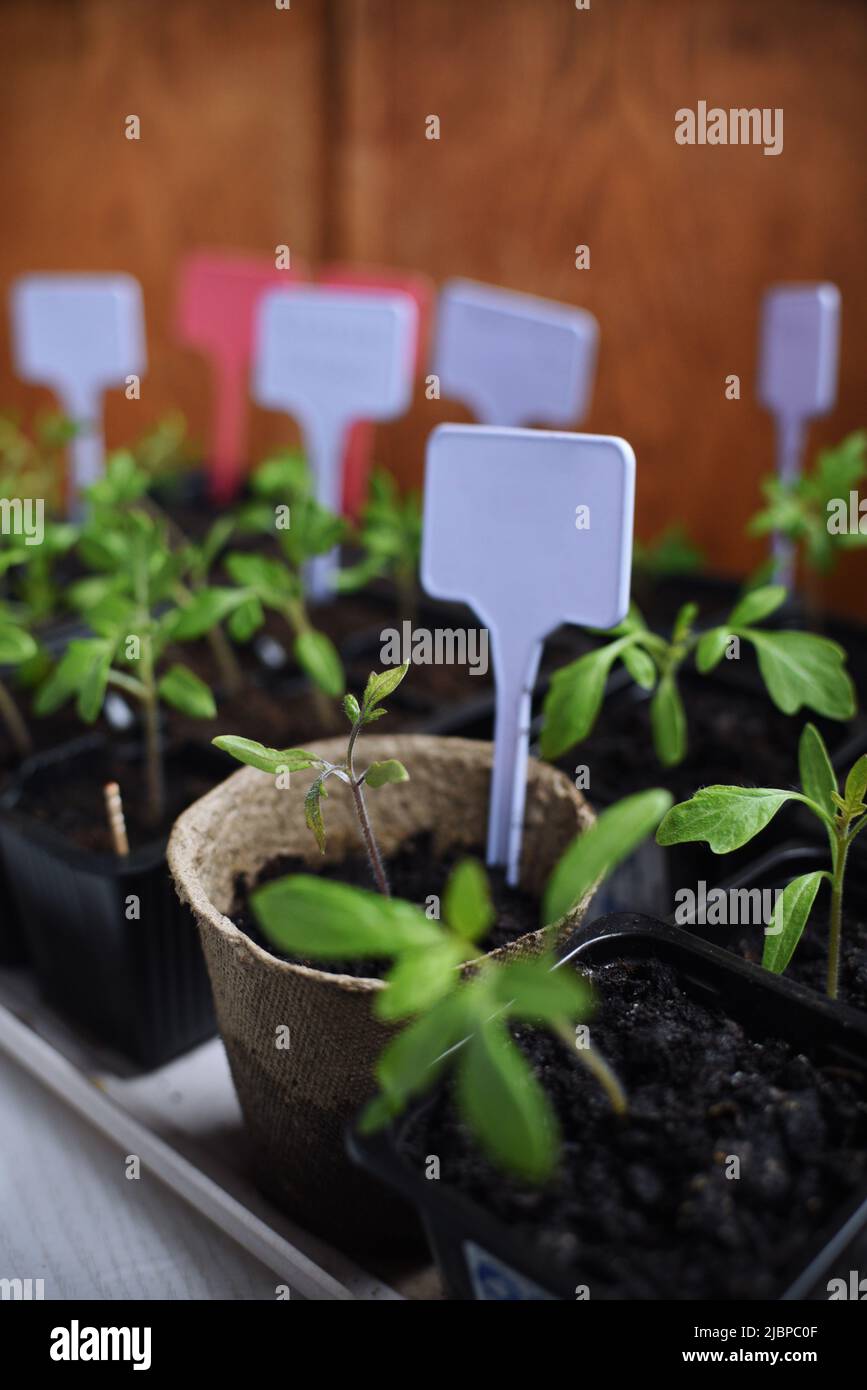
[[168, 733, 594, 1249]]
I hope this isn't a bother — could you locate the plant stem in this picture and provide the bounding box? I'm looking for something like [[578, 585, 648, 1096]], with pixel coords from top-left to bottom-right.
[[347, 719, 390, 895], [285, 597, 338, 732], [827, 833, 848, 1000], [140, 634, 165, 830], [803, 565, 825, 634], [0, 677, 32, 757], [207, 625, 244, 699], [172, 578, 244, 699], [558, 1024, 627, 1115]]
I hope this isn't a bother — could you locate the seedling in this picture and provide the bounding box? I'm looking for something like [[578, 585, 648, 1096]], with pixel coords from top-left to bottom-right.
[[0, 491, 78, 627], [541, 585, 856, 768], [35, 509, 217, 828], [632, 523, 706, 579], [657, 724, 866, 1000], [74, 447, 244, 699], [336, 467, 422, 621], [212, 452, 346, 705], [214, 662, 409, 895], [0, 409, 79, 512], [249, 788, 672, 1181], [748, 431, 867, 622], [0, 609, 38, 756]]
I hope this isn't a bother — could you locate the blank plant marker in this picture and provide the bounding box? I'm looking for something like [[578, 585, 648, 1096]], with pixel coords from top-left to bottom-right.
[[757, 283, 841, 587], [10, 273, 146, 517], [253, 287, 418, 601], [422, 425, 634, 885], [433, 279, 598, 428], [318, 264, 433, 516], [176, 251, 307, 505]]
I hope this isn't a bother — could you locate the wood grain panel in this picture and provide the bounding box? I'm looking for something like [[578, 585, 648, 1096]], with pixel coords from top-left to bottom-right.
[[0, 0, 326, 464], [1, 0, 866, 614], [334, 0, 867, 615]]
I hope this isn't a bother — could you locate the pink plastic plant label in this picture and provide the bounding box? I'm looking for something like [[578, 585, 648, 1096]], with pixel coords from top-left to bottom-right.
[[176, 251, 308, 505]]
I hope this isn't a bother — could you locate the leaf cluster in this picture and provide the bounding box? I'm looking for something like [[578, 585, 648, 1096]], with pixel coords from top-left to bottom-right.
[[542, 586, 855, 768]]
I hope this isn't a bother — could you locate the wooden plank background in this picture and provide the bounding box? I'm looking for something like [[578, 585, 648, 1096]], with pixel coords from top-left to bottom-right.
[[1, 0, 866, 611]]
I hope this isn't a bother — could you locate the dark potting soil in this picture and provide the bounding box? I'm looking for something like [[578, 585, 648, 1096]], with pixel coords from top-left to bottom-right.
[[0, 703, 90, 782], [724, 910, 867, 1015], [558, 677, 855, 808], [259, 605, 495, 709], [11, 743, 219, 855], [403, 953, 867, 1300], [230, 830, 540, 978]]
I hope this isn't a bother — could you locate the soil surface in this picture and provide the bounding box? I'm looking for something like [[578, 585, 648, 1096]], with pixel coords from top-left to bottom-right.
[[403, 952, 867, 1299], [557, 674, 860, 810], [9, 740, 220, 854], [231, 829, 540, 978]]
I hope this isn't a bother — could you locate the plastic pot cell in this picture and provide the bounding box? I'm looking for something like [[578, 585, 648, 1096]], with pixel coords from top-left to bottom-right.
[[349, 916, 867, 1300], [688, 841, 867, 1015], [0, 735, 219, 1068]]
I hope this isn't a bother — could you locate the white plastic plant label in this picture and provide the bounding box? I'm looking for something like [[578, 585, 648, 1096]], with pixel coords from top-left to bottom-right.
[[756, 282, 840, 586], [758, 282, 840, 431], [433, 278, 598, 428], [422, 425, 634, 884], [10, 273, 146, 515], [253, 287, 418, 599]]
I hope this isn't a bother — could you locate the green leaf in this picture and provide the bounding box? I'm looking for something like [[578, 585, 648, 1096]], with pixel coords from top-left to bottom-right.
[[458, 1020, 559, 1183], [76, 643, 113, 723], [763, 871, 825, 975], [650, 675, 687, 766], [365, 758, 409, 789], [252, 875, 442, 959], [620, 643, 656, 690], [494, 953, 592, 1024], [844, 754, 867, 810], [294, 630, 344, 698], [727, 585, 787, 627], [656, 786, 799, 854], [0, 625, 37, 665], [225, 551, 296, 601], [362, 662, 409, 712], [157, 665, 217, 719], [798, 723, 837, 816], [250, 449, 310, 498], [695, 627, 730, 674], [375, 938, 469, 1022], [168, 588, 244, 640], [34, 639, 108, 716], [672, 601, 698, 644], [543, 788, 674, 925], [343, 693, 360, 724], [305, 777, 328, 852], [744, 630, 856, 721], [227, 596, 264, 642], [361, 993, 469, 1129], [443, 858, 494, 942], [540, 638, 632, 760], [212, 736, 320, 775]]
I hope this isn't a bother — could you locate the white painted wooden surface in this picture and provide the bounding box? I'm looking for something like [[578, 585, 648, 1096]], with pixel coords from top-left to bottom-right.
[[0, 1052, 279, 1301], [0, 968, 427, 1300]]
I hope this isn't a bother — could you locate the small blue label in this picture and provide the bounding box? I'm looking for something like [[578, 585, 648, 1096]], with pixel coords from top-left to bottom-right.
[[463, 1241, 556, 1301]]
